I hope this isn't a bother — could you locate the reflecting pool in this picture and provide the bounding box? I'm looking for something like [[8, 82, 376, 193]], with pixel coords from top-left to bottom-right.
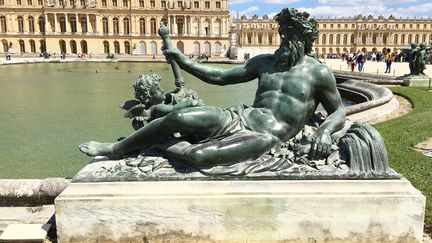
[[0, 61, 355, 178]]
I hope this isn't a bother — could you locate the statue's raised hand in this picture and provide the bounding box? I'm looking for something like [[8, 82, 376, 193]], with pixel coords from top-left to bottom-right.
[[308, 129, 332, 161], [163, 48, 182, 63]]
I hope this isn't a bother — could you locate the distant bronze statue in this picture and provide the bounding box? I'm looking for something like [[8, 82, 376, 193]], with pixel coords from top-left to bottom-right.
[[79, 8, 394, 178], [408, 43, 429, 76]]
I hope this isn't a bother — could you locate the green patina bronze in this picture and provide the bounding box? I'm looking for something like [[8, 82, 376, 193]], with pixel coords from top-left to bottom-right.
[[406, 43, 430, 76], [79, 8, 396, 179]]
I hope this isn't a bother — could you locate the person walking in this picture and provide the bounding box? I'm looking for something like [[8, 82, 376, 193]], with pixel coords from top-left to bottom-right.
[[356, 52, 365, 72], [384, 49, 393, 73]]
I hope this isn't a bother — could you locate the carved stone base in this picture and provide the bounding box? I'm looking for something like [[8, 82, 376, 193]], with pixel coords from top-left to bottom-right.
[[401, 77, 431, 86], [55, 179, 425, 242]]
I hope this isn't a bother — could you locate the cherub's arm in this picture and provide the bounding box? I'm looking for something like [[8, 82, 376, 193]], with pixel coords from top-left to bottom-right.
[[149, 99, 203, 119]]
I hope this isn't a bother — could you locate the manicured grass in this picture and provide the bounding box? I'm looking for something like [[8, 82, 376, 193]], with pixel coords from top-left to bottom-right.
[[374, 86, 432, 233]]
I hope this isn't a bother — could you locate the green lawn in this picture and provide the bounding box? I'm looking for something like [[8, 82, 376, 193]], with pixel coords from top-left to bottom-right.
[[374, 86, 432, 233]]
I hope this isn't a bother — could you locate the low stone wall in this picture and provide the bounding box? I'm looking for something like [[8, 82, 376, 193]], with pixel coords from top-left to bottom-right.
[[0, 178, 70, 206]]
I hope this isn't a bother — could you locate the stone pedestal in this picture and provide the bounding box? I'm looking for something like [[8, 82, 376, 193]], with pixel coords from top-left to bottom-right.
[[55, 179, 425, 242], [402, 77, 431, 86]]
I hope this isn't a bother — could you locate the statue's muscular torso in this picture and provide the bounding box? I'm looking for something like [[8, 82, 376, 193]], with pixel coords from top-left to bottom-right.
[[244, 55, 333, 142]]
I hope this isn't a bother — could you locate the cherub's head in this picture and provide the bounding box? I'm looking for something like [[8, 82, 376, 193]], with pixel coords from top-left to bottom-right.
[[133, 74, 166, 106], [419, 43, 427, 50]]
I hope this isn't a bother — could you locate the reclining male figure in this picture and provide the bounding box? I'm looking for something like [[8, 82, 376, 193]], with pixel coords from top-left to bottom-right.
[[79, 8, 346, 167]]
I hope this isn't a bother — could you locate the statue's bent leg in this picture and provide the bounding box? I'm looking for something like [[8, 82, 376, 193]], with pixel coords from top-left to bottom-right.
[[164, 131, 280, 167]]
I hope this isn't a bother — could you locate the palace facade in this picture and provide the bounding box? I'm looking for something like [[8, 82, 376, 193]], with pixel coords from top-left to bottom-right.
[[234, 14, 432, 57], [0, 0, 231, 55]]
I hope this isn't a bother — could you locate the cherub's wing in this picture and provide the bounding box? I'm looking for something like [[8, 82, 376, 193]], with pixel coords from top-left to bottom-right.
[[120, 100, 141, 111]]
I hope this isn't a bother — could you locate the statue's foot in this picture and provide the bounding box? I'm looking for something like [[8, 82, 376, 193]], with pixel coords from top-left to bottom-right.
[[79, 141, 119, 159]]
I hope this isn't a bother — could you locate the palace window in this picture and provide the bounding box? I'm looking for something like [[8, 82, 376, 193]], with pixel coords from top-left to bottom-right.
[[150, 0, 154, 7], [81, 17, 87, 33], [114, 41, 120, 53], [323, 24, 326, 28], [80, 0, 85, 6], [0, 16, 6, 33], [215, 1, 220, 9], [60, 16, 66, 32], [205, 1, 209, 8], [38, 16, 44, 32], [139, 18, 145, 34], [71, 16, 77, 32], [102, 17, 108, 33], [28, 16, 34, 32], [161, 0, 166, 8], [194, 1, 198, 8], [123, 18, 130, 35], [123, 0, 128, 7], [0, 0, 4, 6], [38, 0, 42, 4], [139, 0, 143, 7], [30, 40, 35, 52], [27, 0, 32, 5], [103, 41, 109, 54], [102, 0, 106, 6], [150, 18, 156, 34], [17, 0, 21, 5], [59, 0, 63, 5], [177, 1, 182, 8], [113, 18, 119, 34], [17, 16, 24, 33], [112, 0, 117, 7]]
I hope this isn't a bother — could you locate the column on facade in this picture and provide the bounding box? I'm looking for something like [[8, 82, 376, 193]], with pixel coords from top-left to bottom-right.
[[54, 14, 59, 33], [77, 14, 81, 33], [264, 32, 269, 45], [145, 16, 150, 35], [199, 17, 204, 35], [95, 14, 100, 34], [167, 15, 171, 32], [172, 15, 177, 34], [44, 14, 48, 33], [65, 14, 69, 33], [86, 14, 89, 34], [188, 16, 192, 35]]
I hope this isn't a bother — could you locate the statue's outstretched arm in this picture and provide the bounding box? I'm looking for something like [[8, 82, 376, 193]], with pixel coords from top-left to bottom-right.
[[164, 49, 260, 86]]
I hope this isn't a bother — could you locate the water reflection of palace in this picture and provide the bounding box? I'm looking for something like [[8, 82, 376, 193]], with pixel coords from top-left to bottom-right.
[[234, 14, 432, 58], [0, 0, 231, 56]]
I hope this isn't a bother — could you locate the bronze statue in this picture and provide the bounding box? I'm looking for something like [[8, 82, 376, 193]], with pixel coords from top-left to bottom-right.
[[79, 8, 394, 178], [80, 8, 344, 166], [408, 42, 429, 76]]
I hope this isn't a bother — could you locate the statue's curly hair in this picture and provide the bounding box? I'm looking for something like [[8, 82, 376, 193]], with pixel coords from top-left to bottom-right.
[[275, 8, 319, 54], [133, 74, 162, 106]]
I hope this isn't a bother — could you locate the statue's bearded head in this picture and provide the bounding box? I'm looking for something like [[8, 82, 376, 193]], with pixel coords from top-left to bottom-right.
[[273, 8, 319, 71]]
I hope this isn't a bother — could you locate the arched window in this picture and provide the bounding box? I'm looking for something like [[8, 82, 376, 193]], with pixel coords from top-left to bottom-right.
[[422, 34, 426, 43], [329, 34, 333, 45], [394, 34, 398, 45], [103, 40, 110, 54], [124, 41, 130, 54], [113, 41, 119, 54], [350, 34, 354, 44], [401, 34, 405, 44], [203, 19, 210, 36], [150, 18, 156, 34], [17, 16, 24, 33], [408, 34, 412, 43], [372, 33, 377, 44], [38, 16, 45, 33], [204, 41, 210, 55], [59, 39, 66, 53], [215, 42, 221, 56], [59, 16, 66, 32], [322, 48, 326, 54], [113, 17, 119, 34], [383, 34, 388, 45], [139, 18, 145, 34], [415, 34, 419, 43], [193, 41, 200, 55], [70, 40, 77, 54], [214, 19, 221, 36], [2, 39, 8, 52], [150, 41, 157, 55], [71, 16, 77, 33], [102, 17, 108, 34], [39, 40, 46, 52], [177, 18, 184, 35], [29, 39, 35, 52], [123, 18, 130, 35], [28, 16, 35, 33], [343, 34, 347, 45], [336, 34, 340, 45], [176, 41, 184, 53], [19, 39, 25, 52], [139, 41, 146, 55], [322, 34, 326, 45], [81, 17, 87, 33], [192, 18, 199, 36], [0, 16, 6, 33], [80, 40, 87, 54], [362, 34, 367, 44]]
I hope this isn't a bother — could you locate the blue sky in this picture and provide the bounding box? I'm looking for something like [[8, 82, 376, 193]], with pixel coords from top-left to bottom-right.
[[229, 0, 432, 19]]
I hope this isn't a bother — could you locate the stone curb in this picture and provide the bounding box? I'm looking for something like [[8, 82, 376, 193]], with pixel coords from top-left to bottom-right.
[[0, 178, 70, 206]]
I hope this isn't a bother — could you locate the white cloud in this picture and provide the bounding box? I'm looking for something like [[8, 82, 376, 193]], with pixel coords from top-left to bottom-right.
[[318, 0, 417, 6], [267, 12, 278, 19], [228, 0, 253, 5], [260, 0, 299, 4], [237, 6, 261, 18]]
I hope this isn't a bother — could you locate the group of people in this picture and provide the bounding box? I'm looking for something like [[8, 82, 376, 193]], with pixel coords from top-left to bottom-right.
[[346, 52, 366, 72]]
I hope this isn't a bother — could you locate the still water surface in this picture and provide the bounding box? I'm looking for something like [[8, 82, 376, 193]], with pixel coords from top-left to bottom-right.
[[0, 62, 257, 178], [0, 61, 354, 178]]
